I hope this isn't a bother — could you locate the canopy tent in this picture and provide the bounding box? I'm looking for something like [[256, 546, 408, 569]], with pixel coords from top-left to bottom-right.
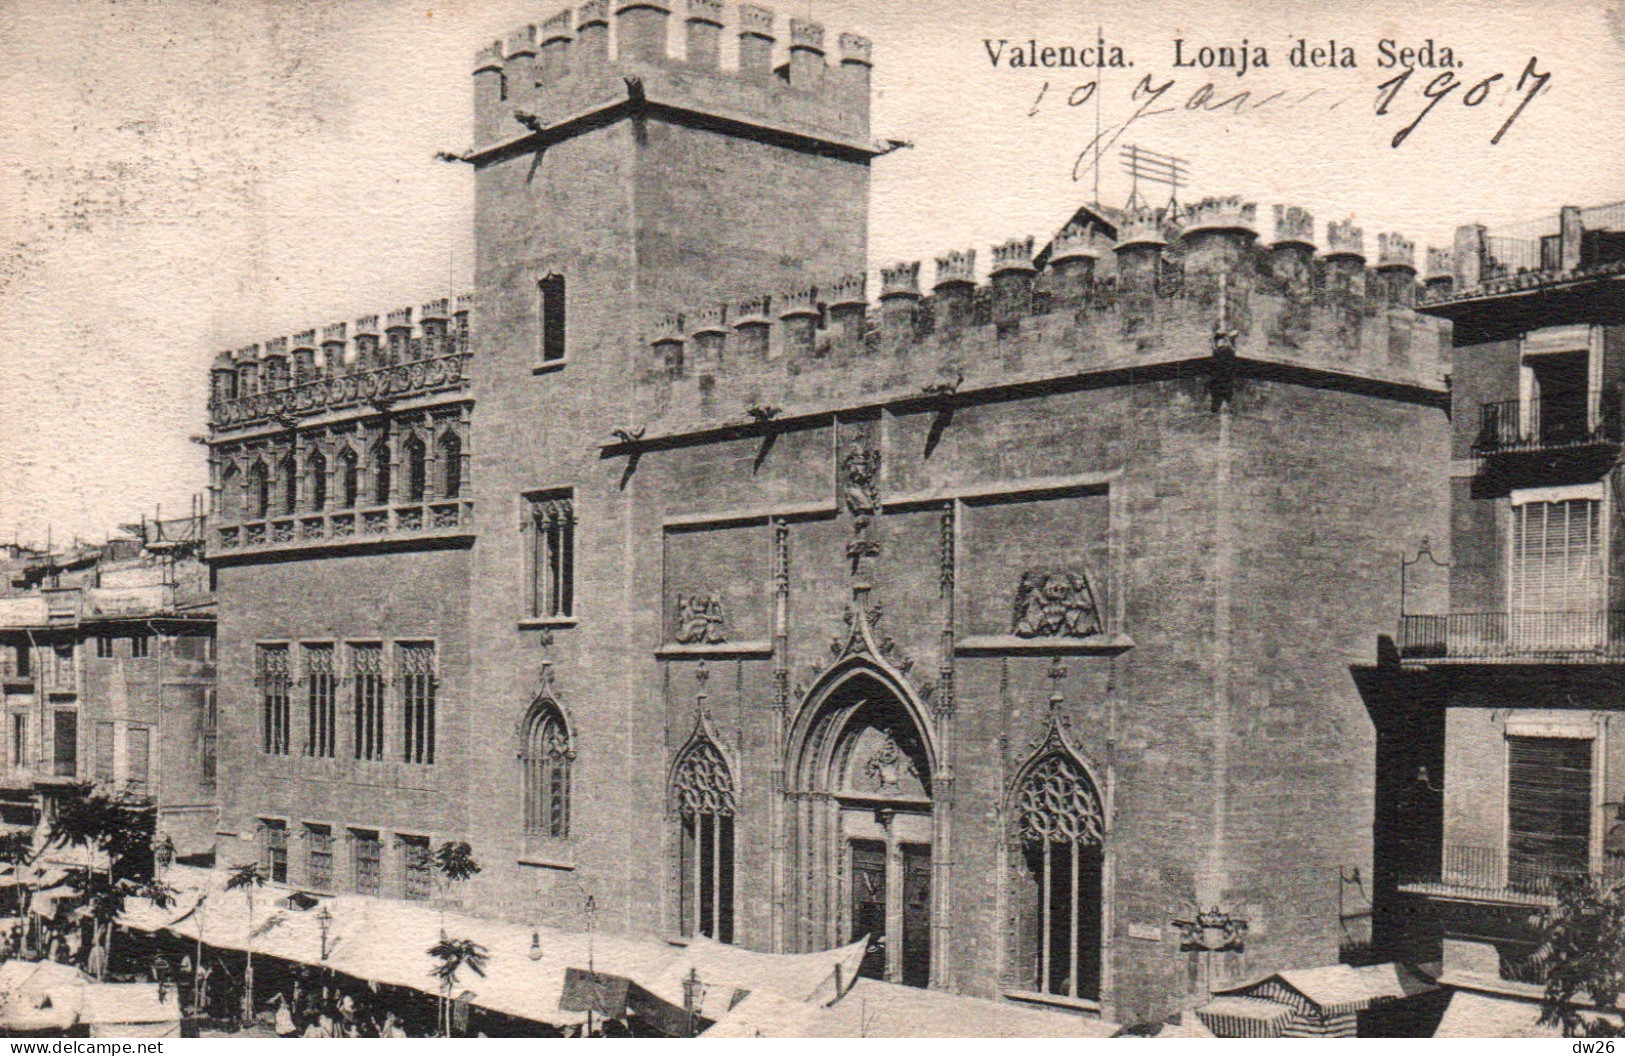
[[0, 959, 89, 1033], [1193, 995, 1296, 1038], [1433, 990, 1564, 1038], [78, 983, 183, 1038], [702, 976, 1120, 1038], [120, 865, 869, 1031], [1203, 961, 1439, 1038]]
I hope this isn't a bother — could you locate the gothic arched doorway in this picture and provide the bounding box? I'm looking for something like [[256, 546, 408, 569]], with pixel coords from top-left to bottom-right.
[[788, 662, 936, 988]]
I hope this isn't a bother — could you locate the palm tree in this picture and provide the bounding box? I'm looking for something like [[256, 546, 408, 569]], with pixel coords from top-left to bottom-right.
[[431, 840, 481, 935], [44, 785, 172, 977], [427, 935, 488, 1037], [225, 862, 266, 1024]]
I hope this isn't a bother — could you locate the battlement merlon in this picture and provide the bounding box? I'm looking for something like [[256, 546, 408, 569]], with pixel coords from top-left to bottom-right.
[[632, 219, 1449, 439], [206, 294, 475, 430], [469, 4, 873, 165]]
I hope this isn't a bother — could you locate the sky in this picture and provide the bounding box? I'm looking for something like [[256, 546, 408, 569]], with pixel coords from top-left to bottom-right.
[[2, 0, 1623, 545]]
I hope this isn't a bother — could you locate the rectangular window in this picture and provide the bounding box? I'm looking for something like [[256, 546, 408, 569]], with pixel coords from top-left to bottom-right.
[[52, 710, 77, 778], [257, 644, 291, 755], [52, 643, 74, 690], [130, 634, 150, 659], [201, 689, 218, 789], [261, 819, 288, 883], [1507, 735, 1593, 889], [538, 274, 566, 363], [306, 824, 334, 890], [10, 714, 26, 769], [351, 829, 382, 896], [401, 834, 433, 901], [527, 492, 575, 620], [303, 644, 337, 759], [397, 643, 436, 766], [351, 644, 386, 761], [127, 726, 150, 794], [1511, 498, 1604, 649], [94, 722, 114, 784], [95, 636, 115, 659]]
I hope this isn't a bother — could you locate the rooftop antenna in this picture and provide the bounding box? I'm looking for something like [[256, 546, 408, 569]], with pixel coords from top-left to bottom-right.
[[1092, 24, 1103, 208], [1120, 144, 1189, 213]]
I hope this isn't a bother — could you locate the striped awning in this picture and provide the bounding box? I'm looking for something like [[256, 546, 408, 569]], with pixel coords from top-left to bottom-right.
[[1194, 996, 1293, 1038]]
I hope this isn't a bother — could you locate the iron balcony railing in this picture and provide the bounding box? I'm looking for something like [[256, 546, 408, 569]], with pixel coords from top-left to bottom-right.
[[1401, 843, 1625, 904], [1400, 611, 1625, 660], [1475, 393, 1625, 455]]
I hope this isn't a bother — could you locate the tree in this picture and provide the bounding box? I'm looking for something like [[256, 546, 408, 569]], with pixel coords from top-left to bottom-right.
[[432, 840, 481, 928], [225, 862, 267, 1024], [426, 842, 484, 1037], [427, 935, 488, 1038], [44, 785, 173, 978], [1535, 874, 1625, 1037]]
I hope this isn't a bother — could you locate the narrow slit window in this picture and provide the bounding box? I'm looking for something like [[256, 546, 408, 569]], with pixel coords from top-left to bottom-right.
[[538, 274, 566, 363]]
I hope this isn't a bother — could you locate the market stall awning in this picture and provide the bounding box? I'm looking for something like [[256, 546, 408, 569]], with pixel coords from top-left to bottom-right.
[[120, 865, 871, 1031], [1434, 990, 1563, 1038], [1194, 995, 1294, 1038], [703, 976, 1120, 1038]]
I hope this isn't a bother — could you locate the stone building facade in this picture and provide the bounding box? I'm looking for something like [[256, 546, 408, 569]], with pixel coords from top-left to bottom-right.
[[205, 0, 1455, 1025], [206, 304, 476, 898], [0, 519, 216, 856], [1366, 204, 1625, 1011]]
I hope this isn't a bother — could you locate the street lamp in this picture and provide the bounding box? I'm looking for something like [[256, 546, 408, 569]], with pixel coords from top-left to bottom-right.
[[316, 905, 333, 961], [682, 967, 702, 1038]]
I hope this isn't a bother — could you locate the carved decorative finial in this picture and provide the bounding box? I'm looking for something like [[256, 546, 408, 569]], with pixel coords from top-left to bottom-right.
[[934, 249, 976, 287], [1272, 204, 1315, 248], [991, 236, 1036, 275], [920, 370, 964, 396], [879, 261, 921, 299], [610, 425, 646, 443], [747, 404, 782, 422], [1325, 219, 1365, 260], [1183, 196, 1257, 237], [1046, 655, 1069, 705], [1377, 232, 1416, 271]]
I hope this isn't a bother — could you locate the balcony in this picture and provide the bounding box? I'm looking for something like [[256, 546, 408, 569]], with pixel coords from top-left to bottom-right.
[[1474, 396, 1623, 456], [212, 499, 474, 557], [1401, 843, 1625, 906], [1400, 611, 1625, 662]]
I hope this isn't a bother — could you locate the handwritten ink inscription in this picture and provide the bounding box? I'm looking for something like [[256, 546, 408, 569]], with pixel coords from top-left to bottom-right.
[[990, 33, 1554, 163]]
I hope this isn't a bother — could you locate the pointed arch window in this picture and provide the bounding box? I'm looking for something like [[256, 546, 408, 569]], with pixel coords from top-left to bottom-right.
[[522, 700, 572, 839], [247, 461, 270, 520], [1009, 747, 1105, 1001], [337, 448, 360, 509], [306, 448, 328, 511], [403, 433, 428, 503], [371, 439, 391, 507], [437, 430, 463, 500], [219, 462, 240, 520], [279, 450, 298, 515], [672, 736, 736, 943]]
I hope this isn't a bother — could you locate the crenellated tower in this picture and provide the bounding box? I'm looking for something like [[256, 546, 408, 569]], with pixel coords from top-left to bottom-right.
[[466, 0, 873, 389]]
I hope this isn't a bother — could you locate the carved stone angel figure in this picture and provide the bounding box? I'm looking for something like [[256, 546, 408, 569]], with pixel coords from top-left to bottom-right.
[[675, 592, 728, 645], [841, 441, 881, 516], [1012, 567, 1103, 639]]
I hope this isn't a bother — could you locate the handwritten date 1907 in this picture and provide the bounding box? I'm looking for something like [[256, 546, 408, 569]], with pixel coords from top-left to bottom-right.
[[1375, 56, 1551, 148], [1039, 54, 1551, 183]]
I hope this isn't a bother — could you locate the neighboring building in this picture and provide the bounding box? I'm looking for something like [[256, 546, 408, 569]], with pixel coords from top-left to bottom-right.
[[204, 303, 475, 897], [0, 516, 217, 858], [1366, 203, 1625, 1016], [203, 0, 1454, 1026]]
